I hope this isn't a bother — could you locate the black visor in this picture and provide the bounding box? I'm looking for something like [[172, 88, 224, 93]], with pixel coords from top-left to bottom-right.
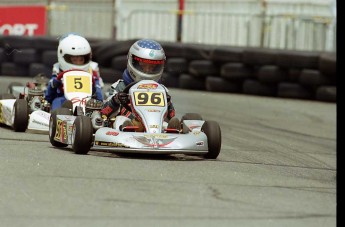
[[131, 55, 164, 74], [64, 54, 91, 65]]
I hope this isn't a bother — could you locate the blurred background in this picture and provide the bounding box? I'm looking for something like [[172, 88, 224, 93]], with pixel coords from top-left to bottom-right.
[[0, 0, 337, 52], [0, 0, 337, 102]]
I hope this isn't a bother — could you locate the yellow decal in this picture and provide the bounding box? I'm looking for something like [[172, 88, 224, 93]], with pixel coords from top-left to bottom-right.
[[94, 141, 128, 148], [55, 119, 67, 141], [55, 119, 62, 139], [144, 134, 168, 139], [133, 92, 165, 107], [65, 75, 91, 94], [0, 102, 3, 123], [137, 83, 158, 89]]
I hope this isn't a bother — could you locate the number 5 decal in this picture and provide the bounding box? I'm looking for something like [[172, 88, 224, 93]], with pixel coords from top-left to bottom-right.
[[65, 75, 91, 94], [74, 78, 83, 89]]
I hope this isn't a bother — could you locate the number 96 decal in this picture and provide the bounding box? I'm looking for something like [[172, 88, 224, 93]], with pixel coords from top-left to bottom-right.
[[133, 92, 165, 106]]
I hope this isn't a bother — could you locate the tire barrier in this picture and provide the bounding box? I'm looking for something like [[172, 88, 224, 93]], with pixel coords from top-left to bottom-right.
[[206, 76, 242, 93], [0, 35, 336, 103], [242, 79, 277, 97]]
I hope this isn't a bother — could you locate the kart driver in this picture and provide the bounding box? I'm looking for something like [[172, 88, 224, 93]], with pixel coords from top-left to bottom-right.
[[44, 33, 103, 110], [100, 39, 180, 131]]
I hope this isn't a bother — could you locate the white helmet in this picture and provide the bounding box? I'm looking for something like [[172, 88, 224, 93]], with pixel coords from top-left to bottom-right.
[[127, 39, 166, 82], [57, 33, 91, 72]]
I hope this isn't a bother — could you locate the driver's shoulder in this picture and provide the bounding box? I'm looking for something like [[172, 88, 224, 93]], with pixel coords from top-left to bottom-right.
[[160, 83, 170, 93], [110, 79, 126, 92], [52, 63, 60, 75]]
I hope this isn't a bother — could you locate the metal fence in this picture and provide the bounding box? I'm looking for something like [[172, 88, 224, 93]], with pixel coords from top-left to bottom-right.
[[181, 0, 263, 46], [48, 1, 114, 39], [262, 0, 336, 51], [0, 0, 336, 51]]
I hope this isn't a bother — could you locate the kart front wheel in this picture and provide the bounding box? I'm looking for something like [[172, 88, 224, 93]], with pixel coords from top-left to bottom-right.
[[13, 99, 29, 132], [72, 116, 93, 155], [49, 108, 72, 147], [202, 120, 222, 159]]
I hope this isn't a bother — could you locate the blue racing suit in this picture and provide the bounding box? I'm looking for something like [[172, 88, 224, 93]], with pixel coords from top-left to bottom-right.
[[100, 69, 175, 120], [45, 64, 103, 110]]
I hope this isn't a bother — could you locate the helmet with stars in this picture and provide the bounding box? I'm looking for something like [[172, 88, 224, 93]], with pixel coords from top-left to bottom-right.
[[127, 39, 166, 82]]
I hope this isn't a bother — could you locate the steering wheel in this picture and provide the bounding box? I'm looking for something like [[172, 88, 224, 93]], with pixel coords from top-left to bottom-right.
[[120, 81, 138, 112]]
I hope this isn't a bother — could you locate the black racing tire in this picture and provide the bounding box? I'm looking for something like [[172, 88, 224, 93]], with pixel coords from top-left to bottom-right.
[[13, 49, 40, 65], [315, 86, 336, 103], [242, 47, 278, 66], [0, 93, 16, 99], [166, 58, 189, 74], [61, 100, 73, 112], [2, 35, 34, 49], [0, 47, 9, 62], [287, 68, 302, 83], [205, 76, 242, 93], [33, 36, 59, 51], [188, 60, 219, 77], [184, 43, 212, 60], [41, 50, 58, 66], [167, 117, 181, 130], [72, 116, 93, 155], [256, 65, 288, 84], [49, 108, 72, 147], [29, 63, 51, 77], [111, 55, 128, 71], [161, 72, 180, 88], [242, 79, 277, 97], [99, 67, 123, 84], [210, 46, 243, 64], [275, 50, 320, 69], [1, 62, 28, 77], [7, 82, 23, 94], [221, 63, 254, 80], [160, 41, 186, 58], [181, 113, 203, 121], [299, 69, 332, 88], [277, 82, 314, 100], [94, 40, 135, 67], [319, 52, 336, 77], [202, 120, 222, 159], [179, 74, 205, 90], [13, 99, 29, 132]]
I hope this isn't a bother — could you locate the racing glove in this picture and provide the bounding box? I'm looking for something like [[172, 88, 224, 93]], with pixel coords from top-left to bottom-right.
[[51, 77, 61, 89], [51, 71, 67, 89], [167, 94, 171, 103], [112, 92, 129, 105]]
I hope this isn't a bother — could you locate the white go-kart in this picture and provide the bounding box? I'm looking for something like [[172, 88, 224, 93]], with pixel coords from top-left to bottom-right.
[[49, 79, 222, 159]]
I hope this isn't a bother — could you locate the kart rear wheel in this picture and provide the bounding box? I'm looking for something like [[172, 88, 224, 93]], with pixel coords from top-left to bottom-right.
[[181, 113, 203, 121], [49, 108, 72, 147], [61, 100, 73, 111], [72, 116, 93, 155], [202, 120, 222, 159], [13, 99, 29, 132]]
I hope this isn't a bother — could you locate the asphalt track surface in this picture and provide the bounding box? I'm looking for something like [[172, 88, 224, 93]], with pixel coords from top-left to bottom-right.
[[0, 77, 336, 227]]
